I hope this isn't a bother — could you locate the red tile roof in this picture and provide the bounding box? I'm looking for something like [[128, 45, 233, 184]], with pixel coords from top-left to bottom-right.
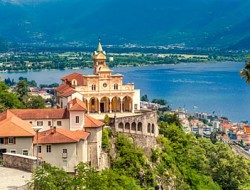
[[34, 128, 89, 144], [220, 123, 234, 128], [244, 126, 250, 134], [9, 109, 69, 120], [68, 98, 87, 111], [61, 72, 85, 85], [55, 83, 72, 93], [0, 110, 35, 137], [60, 88, 76, 97], [84, 115, 104, 128]]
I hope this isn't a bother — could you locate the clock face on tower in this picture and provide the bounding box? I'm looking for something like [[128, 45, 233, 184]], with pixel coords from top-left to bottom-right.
[[103, 83, 107, 88]]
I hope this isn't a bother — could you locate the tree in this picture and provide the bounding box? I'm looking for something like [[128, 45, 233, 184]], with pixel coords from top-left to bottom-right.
[[152, 98, 166, 105], [26, 96, 46, 109], [104, 114, 110, 126], [141, 94, 149, 102], [0, 82, 24, 111], [29, 163, 72, 190], [240, 59, 250, 84], [16, 80, 28, 98]]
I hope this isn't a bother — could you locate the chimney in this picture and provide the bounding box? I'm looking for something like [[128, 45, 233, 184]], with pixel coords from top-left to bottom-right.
[[51, 127, 56, 134]]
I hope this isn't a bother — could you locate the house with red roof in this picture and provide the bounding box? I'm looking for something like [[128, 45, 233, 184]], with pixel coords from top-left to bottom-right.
[[0, 97, 104, 171], [0, 110, 35, 156], [33, 128, 90, 172]]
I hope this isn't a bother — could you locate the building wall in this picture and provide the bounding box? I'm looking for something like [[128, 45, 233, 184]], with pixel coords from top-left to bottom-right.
[[85, 127, 102, 167], [26, 119, 70, 131], [76, 140, 88, 164], [112, 111, 159, 137], [35, 143, 77, 173], [69, 111, 85, 131], [0, 137, 33, 156], [133, 89, 141, 111]]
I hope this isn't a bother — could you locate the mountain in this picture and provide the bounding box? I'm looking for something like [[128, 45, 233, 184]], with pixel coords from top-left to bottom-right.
[[0, 0, 250, 49]]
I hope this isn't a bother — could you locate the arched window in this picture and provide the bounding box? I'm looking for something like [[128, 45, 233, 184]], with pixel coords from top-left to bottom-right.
[[125, 123, 130, 130], [92, 84, 96, 91], [118, 122, 124, 129], [72, 79, 77, 86], [152, 124, 155, 133], [147, 123, 151, 133], [138, 122, 142, 131], [131, 122, 136, 131], [91, 99, 95, 105], [114, 84, 118, 90]]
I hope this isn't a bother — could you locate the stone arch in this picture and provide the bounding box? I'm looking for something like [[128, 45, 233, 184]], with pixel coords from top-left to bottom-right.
[[152, 124, 155, 133], [89, 97, 99, 113], [138, 122, 142, 131], [122, 96, 132, 112], [147, 123, 151, 133], [131, 122, 136, 131], [111, 96, 121, 112], [118, 122, 124, 129], [125, 122, 130, 131], [100, 96, 110, 113]]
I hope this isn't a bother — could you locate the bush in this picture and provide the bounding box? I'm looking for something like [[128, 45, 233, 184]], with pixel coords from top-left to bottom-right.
[[102, 129, 110, 151], [104, 114, 110, 126]]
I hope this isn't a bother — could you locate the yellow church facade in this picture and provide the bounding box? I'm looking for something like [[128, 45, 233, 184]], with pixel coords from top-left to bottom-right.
[[56, 40, 140, 114]]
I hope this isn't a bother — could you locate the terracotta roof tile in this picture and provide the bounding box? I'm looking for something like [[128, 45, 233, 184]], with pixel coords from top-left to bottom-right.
[[68, 98, 87, 111], [220, 123, 234, 128], [55, 83, 72, 93], [60, 88, 76, 97], [244, 126, 250, 134], [61, 72, 84, 85], [34, 128, 89, 144], [9, 109, 69, 120], [0, 111, 35, 137], [84, 115, 104, 128]]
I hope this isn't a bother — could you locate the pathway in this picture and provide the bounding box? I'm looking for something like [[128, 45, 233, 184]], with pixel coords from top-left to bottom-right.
[[0, 167, 32, 190]]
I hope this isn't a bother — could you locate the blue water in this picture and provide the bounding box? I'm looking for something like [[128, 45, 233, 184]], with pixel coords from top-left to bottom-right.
[[1, 62, 250, 122]]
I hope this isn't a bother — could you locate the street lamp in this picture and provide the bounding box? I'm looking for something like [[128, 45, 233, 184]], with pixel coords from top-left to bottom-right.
[[32, 126, 42, 167]]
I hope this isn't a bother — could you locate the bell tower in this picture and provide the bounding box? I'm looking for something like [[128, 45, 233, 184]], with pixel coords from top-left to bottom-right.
[[93, 38, 107, 75]]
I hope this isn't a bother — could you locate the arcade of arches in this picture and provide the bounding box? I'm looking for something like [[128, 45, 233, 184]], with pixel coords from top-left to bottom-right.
[[85, 96, 132, 113]]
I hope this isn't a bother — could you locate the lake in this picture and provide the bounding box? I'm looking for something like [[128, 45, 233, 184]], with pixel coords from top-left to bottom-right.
[[1, 62, 249, 122]]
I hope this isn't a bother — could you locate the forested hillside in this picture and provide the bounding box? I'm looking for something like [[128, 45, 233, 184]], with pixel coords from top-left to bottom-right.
[[29, 119, 250, 190], [1, 0, 250, 49]]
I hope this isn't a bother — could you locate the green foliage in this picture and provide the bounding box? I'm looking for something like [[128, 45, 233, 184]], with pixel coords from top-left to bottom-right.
[[151, 98, 166, 105], [158, 113, 182, 128], [157, 122, 250, 189], [151, 148, 160, 163], [0, 81, 9, 91], [0, 82, 24, 111], [15, 80, 28, 97], [29, 163, 72, 190], [103, 114, 110, 126], [141, 94, 149, 102], [29, 120, 250, 190], [111, 134, 156, 188], [241, 60, 250, 84], [102, 128, 110, 151], [26, 95, 46, 109], [40, 83, 59, 88]]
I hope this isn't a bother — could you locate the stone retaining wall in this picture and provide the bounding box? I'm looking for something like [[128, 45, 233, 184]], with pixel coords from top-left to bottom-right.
[[3, 153, 37, 172]]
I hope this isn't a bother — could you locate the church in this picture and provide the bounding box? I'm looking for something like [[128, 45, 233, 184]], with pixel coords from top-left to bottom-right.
[[0, 40, 158, 173], [55, 39, 141, 114]]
